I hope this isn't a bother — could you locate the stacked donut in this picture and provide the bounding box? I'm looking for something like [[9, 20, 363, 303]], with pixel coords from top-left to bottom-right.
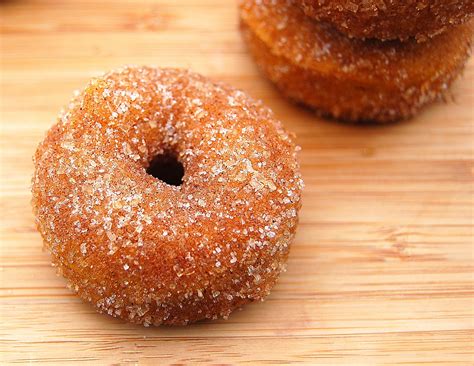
[[239, 0, 473, 123]]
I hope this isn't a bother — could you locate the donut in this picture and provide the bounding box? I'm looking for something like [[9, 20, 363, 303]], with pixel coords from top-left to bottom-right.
[[298, 0, 474, 41], [239, 0, 473, 123], [32, 66, 303, 326]]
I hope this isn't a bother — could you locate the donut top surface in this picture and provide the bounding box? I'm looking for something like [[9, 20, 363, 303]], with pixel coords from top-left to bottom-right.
[[299, 0, 474, 41], [32, 66, 303, 325]]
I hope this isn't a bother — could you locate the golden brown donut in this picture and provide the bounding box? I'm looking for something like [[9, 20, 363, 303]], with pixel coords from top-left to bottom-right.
[[32, 66, 303, 326], [299, 0, 474, 41], [239, 0, 472, 123]]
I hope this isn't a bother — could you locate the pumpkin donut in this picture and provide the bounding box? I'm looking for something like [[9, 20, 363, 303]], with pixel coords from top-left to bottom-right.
[[239, 0, 472, 123], [32, 66, 303, 326], [299, 0, 474, 42]]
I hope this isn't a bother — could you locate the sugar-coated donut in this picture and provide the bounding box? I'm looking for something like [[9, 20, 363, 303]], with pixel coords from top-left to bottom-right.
[[239, 0, 472, 123], [32, 66, 303, 326], [299, 0, 474, 41]]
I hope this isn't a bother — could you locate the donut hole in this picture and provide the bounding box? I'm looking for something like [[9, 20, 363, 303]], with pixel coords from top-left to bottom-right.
[[146, 153, 184, 186]]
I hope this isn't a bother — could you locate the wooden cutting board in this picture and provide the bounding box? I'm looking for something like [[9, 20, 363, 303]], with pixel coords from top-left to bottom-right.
[[1, 1, 473, 364]]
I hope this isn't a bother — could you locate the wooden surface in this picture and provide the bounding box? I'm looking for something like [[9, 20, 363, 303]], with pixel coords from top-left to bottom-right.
[[1, 1, 473, 365]]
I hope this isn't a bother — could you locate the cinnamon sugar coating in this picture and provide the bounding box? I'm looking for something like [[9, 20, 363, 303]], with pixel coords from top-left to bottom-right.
[[32, 66, 303, 326], [239, 0, 472, 123], [299, 0, 474, 41]]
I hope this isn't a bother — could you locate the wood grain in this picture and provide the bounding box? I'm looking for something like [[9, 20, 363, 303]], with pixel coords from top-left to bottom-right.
[[1, 1, 473, 364]]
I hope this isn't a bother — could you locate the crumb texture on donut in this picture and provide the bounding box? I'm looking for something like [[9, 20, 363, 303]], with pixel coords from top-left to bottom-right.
[[32, 66, 303, 326], [239, 0, 473, 122], [299, 0, 474, 41]]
